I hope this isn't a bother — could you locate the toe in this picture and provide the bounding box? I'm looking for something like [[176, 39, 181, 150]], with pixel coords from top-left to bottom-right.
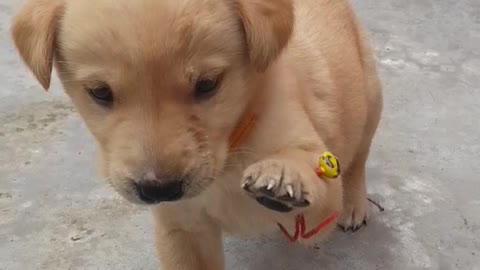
[[338, 204, 368, 232]]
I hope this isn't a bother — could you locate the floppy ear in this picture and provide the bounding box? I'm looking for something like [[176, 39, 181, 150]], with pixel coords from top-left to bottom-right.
[[234, 0, 294, 72], [11, 0, 64, 91]]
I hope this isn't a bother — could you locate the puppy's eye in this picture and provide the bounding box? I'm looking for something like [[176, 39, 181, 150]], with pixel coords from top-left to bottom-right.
[[194, 79, 218, 100], [87, 85, 114, 106]]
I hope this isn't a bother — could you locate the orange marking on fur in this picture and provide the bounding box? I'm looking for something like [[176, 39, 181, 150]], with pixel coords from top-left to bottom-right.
[[228, 112, 256, 149]]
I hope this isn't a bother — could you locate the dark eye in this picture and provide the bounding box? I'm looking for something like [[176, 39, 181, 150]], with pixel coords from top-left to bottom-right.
[[194, 79, 218, 100], [87, 85, 113, 106]]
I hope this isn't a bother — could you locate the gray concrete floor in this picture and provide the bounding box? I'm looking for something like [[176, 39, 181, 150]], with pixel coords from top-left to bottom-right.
[[1, 0, 480, 269]]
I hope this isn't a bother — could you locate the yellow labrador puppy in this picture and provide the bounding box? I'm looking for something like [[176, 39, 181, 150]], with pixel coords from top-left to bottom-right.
[[11, 0, 382, 268]]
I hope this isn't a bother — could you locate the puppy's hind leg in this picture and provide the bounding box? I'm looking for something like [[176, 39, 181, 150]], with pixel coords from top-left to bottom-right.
[[153, 209, 224, 270]]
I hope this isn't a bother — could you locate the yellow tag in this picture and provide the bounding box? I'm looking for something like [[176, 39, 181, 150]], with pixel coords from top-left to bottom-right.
[[318, 152, 341, 179]]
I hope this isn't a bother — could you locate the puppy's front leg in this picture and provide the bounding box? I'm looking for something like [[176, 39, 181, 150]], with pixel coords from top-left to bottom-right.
[[153, 209, 224, 270], [241, 148, 342, 215]]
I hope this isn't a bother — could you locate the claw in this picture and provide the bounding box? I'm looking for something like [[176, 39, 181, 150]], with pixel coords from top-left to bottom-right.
[[338, 224, 349, 232], [259, 187, 275, 197], [286, 185, 294, 198], [267, 179, 276, 190]]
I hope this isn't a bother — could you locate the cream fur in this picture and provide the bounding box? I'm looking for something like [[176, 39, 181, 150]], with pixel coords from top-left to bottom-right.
[[11, 0, 382, 269]]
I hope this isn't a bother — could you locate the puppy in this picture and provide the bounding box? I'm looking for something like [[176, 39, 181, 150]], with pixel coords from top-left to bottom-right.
[[11, 0, 382, 269]]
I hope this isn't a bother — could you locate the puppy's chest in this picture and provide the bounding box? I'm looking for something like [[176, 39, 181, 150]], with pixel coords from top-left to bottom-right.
[[203, 164, 279, 235], [202, 102, 316, 234]]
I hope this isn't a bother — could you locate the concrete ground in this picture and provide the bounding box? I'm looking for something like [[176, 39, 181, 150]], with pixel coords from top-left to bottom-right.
[[1, 0, 479, 269]]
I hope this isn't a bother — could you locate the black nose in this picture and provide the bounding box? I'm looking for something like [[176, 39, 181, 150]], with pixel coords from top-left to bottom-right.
[[135, 181, 184, 204]]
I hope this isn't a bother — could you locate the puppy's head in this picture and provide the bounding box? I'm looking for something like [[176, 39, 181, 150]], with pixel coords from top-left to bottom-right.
[[11, 0, 293, 204]]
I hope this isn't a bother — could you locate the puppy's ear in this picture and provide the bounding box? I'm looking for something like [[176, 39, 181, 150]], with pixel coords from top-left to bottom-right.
[[235, 0, 294, 72], [11, 0, 64, 91]]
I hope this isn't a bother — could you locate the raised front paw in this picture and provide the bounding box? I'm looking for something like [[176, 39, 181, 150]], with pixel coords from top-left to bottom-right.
[[241, 159, 313, 213]]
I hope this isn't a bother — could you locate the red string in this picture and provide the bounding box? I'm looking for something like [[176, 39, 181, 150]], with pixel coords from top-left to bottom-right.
[[299, 212, 337, 239], [278, 212, 337, 242], [277, 167, 337, 242], [278, 215, 302, 242]]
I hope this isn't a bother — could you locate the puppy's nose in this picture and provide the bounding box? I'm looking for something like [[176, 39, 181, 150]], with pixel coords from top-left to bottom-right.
[[135, 180, 184, 204]]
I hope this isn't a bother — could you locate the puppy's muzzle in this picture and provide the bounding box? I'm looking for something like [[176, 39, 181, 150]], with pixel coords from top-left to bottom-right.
[[134, 180, 184, 204]]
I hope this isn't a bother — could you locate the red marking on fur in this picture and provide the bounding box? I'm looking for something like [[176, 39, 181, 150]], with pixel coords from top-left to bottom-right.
[[278, 212, 337, 242]]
